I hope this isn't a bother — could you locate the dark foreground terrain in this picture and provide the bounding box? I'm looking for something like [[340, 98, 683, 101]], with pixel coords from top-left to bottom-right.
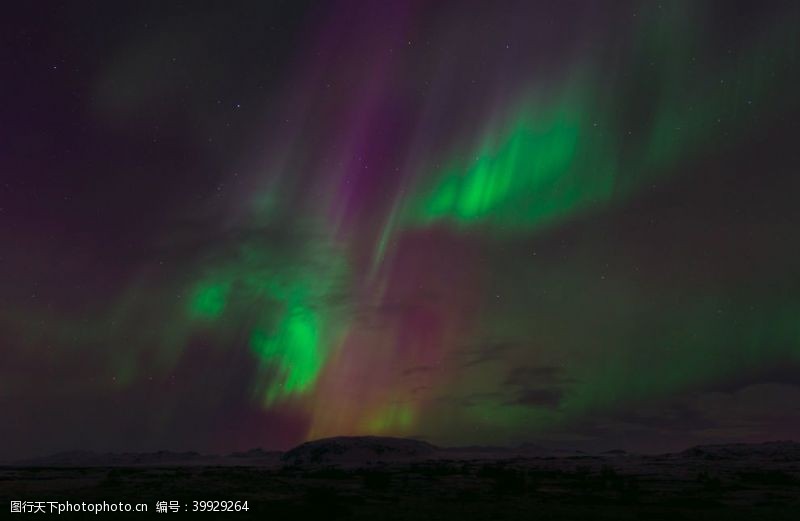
[[2, 438, 799, 519]]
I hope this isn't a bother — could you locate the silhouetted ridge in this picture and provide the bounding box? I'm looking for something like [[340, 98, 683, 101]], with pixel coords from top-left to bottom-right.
[[282, 436, 438, 465], [681, 441, 800, 461], [14, 450, 206, 466]]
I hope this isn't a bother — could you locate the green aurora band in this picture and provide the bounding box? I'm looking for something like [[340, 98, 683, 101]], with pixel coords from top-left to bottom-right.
[[3, 1, 800, 451]]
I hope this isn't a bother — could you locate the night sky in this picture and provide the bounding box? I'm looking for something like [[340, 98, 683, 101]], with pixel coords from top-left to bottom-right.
[[2, 1, 800, 460]]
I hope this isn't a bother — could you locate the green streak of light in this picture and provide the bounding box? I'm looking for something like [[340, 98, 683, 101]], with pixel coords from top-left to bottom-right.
[[411, 92, 604, 230], [188, 281, 229, 319], [251, 302, 324, 405]]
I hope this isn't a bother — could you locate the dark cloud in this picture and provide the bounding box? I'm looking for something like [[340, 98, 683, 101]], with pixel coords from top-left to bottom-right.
[[502, 365, 572, 410], [510, 388, 564, 408], [460, 341, 514, 368], [504, 366, 568, 386], [402, 365, 438, 377]]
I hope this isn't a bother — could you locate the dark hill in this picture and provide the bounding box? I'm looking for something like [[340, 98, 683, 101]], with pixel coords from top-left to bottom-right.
[[282, 436, 438, 465]]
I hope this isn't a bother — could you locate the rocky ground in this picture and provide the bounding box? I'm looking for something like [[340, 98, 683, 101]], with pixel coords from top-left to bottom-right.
[[2, 438, 799, 519]]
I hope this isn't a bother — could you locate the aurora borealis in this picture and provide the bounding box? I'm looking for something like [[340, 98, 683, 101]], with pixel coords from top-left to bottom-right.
[[3, 0, 800, 459]]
